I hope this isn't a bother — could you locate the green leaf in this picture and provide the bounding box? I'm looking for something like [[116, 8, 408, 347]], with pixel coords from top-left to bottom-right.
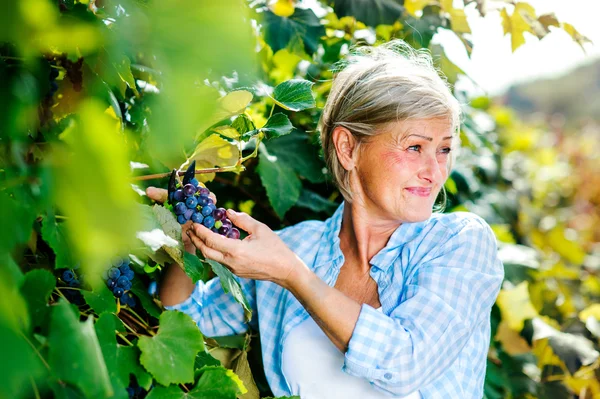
[[20, 269, 56, 329], [263, 9, 325, 55], [271, 79, 316, 111], [48, 301, 113, 398], [130, 279, 162, 319], [265, 130, 325, 183], [195, 350, 221, 369], [41, 211, 76, 269], [95, 313, 128, 399], [82, 283, 118, 315], [0, 191, 35, 257], [206, 260, 252, 320], [117, 345, 153, 391], [146, 366, 245, 399], [256, 150, 302, 218], [331, 0, 404, 26], [231, 114, 256, 137], [246, 113, 294, 140], [184, 252, 210, 284], [295, 189, 339, 214], [138, 311, 204, 386]]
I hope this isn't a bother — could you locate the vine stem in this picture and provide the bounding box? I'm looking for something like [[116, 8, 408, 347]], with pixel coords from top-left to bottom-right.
[[117, 331, 134, 346], [18, 330, 51, 371], [133, 165, 242, 181], [123, 308, 149, 328], [30, 376, 40, 399]]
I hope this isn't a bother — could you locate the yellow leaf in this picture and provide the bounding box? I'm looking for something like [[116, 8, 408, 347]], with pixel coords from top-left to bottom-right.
[[404, 0, 436, 17], [562, 22, 592, 50], [533, 337, 565, 369], [440, 0, 471, 34], [270, 48, 303, 83], [187, 134, 240, 182], [491, 224, 516, 244], [495, 320, 531, 355], [546, 226, 586, 265], [211, 125, 241, 140], [500, 3, 537, 52], [579, 304, 600, 323], [271, 0, 294, 18], [496, 281, 539, 331], [239, 200, 255, 215], [225, 368, 248, 395], [500, 8, 511, 36], [215, 90, 254, 121]]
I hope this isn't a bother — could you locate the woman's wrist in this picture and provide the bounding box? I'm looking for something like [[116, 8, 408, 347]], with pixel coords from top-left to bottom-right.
[[279, 257, 317, 295]]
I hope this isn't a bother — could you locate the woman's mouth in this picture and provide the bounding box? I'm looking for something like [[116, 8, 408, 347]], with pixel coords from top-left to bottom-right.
[[405, 187, 432, 197]]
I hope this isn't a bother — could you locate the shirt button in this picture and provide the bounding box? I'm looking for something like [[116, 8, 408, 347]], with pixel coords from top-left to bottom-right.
[[384, 372, 393, 380], [379, 280, 388, 289]]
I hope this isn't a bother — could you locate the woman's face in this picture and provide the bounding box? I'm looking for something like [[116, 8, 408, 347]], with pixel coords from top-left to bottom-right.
[[350, 117, 454, 224]]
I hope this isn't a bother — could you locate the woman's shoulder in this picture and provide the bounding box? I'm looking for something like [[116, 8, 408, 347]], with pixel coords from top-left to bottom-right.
[[275, 219, 328, 243], [426, 211, 490, 234]]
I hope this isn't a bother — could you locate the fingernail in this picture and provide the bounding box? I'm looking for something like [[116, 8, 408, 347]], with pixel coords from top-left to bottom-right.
[[227, 209, 236, 216]]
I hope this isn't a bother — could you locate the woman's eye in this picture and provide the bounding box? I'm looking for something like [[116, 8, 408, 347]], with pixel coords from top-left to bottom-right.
[[439, 147, 452, 154], [407, 145, 421, 152]]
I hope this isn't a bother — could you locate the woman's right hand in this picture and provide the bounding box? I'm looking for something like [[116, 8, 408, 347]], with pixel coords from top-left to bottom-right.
[[146, 186, 217, 254]]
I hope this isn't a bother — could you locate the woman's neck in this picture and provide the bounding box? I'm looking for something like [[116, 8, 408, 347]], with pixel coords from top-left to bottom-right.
[[338, 200, 401, 274]]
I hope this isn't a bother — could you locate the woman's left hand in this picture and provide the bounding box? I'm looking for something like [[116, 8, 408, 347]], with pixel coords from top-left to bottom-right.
[[187, 210, 303, 288]]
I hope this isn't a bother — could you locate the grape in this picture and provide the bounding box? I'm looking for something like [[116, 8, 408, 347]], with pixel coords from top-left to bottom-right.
[[117, 276, 130, 288], [191, 212, 204, 224], [183, 183, 196, 196], [201, 203, 216, 217], [198, 187, 210, 197], [62, 270, 75, 282], [108, 267, 121, 279], [107, 278, 116, 290], [218, 225, 230, 235], [227, 228, 240, 239], [197, 195, 210, 207], [221, 218, 232, 229], [214, 220, 223, 229], [113, 287, 124, 298], [211, 227, 219, 233], [119, 263, 130, 273], [173, 189, 185, 202], [190, 178, 199, 187], [112, 257, 124, 267], [184, 208, 194, 220], [123, 269, 134, 280], [174, 202, 187, 215], [213, 207, 226, 221], [203, 216, 215, 228], [177, 214, 187, 224], [185, 196, 198, 209], [148, 281, 158, 296], [69, 279, 80, 287]]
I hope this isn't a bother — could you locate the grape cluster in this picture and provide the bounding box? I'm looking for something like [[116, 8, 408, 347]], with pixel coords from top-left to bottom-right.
[[103, 258, 136, 307], [60, 268, 85, 305], [170, 178, 241, 239]]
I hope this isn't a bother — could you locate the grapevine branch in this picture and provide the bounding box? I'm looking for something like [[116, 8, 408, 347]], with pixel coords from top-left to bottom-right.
[[133, 165, 242, 181]]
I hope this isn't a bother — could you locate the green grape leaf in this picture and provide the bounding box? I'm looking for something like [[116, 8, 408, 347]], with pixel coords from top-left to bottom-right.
[[82, 283, 118, 315], [117, 345, 153, 391], [265, 130, 325, 183], [0, 191, 36, 257], [263, 9, 325, 55], [48, 301, 113, 398], [256, 150, 301, 218], [195, 350, 222, 369], [206, 259, 252, 320], [231, 114, 256, 137], [138, 311, 204, 386], [331, 0, 404, 26], [20, 269, 56, 329], [130, 279, 162, 319], [146, 366, 246, 399], [184, 252, 210, 284], [95, 313, 128, 399], [295, 189, 339, 214], [271, 79, 315, 111], [41, 211, 76, 270]]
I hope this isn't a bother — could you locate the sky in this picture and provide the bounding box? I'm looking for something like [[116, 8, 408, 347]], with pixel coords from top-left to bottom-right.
[[435, 0, 600, 95]]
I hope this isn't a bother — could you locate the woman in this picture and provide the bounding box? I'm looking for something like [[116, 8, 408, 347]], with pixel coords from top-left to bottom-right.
[[148, 40, 504, 398]]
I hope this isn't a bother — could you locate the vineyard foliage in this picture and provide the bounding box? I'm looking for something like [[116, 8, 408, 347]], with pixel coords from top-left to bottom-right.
[[1, 0, 599, 398]]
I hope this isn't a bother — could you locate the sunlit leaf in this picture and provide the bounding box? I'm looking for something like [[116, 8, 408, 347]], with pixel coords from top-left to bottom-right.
[[271, 79, 316, 111], [496, 281, 539, 331]]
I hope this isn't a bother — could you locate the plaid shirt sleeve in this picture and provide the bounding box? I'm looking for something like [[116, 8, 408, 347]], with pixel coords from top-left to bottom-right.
[[342, 216, 504, 396], [165, 275, 257, 337]]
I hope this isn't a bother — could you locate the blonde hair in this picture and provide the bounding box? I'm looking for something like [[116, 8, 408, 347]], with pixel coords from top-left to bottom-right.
[[318, 40, 461, 203]]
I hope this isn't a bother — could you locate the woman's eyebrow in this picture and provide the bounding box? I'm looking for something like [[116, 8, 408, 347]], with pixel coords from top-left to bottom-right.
[[404, 134, 454, 141]]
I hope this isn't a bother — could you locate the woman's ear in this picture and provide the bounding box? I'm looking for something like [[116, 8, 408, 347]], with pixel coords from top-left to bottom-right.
[[332, 126, 358, 171]]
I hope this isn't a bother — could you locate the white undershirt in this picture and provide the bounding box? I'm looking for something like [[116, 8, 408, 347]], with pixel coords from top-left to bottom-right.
[[281, 308, 422, 399]]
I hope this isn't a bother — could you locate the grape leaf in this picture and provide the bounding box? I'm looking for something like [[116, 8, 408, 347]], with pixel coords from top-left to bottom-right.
[[206, 260, 252, 320], [295, 189, 339, 214], [41, 211, 76, 269], [263, 9, 324, 55], [184, 251, 210, 284], [264, 130, 325, 183], [146, 366, 246, 399], [331, 0, 404, 25], [138, 311, 204, 386], [243, 113, 294, 141], [130, 279, 162, 319], [95, 313, 129, 399], [150, 204, 184, 265], [117, 345, 153, 391], [20, 269, 56, 329], [271, 79, 315, 111], [82, 283, 117, 315], [232, 114, 256, 137], [256, 150, 301, 218], [48, 301, 113, 398], [0, 191, 36, 257]]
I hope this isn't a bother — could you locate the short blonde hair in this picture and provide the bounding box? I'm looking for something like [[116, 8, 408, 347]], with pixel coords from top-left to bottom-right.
[[318, 40, 461, 203]]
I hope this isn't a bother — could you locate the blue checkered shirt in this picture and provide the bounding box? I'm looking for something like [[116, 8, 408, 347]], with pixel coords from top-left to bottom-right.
[[166, 202, 504, 398]]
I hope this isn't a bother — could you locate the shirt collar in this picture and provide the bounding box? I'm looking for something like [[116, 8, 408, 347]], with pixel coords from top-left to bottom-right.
[[313, 201, 429, 273]]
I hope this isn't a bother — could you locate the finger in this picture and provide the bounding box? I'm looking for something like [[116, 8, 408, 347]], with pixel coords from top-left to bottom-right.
[[146, 187, 168, 203], [192, 223, 240, 253], [209, 192, 217, 205], [225, 210, 263, 234], [186, 230, 225, 263]]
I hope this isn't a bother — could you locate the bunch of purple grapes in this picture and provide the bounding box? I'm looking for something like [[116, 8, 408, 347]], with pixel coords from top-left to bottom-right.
[[103, 258, 136, 307], [168, 166, 240, 239]]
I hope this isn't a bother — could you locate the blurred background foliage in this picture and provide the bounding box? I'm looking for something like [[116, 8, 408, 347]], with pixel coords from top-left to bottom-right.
[[1, 0, 599, 398]]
